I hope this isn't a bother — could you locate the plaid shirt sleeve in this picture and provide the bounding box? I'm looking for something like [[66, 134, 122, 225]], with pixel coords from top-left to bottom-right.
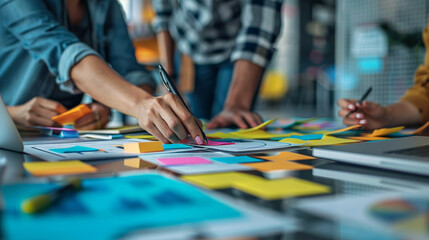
[[230, 0, 282, 67], [152, 0, 174, 33]]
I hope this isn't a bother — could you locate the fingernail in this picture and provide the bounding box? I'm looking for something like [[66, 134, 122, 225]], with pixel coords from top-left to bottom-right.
[[356, 113, 362, 119], [359, 119, 367, 124], [348, 104, 354, 110], [195, 136, 203, 145]]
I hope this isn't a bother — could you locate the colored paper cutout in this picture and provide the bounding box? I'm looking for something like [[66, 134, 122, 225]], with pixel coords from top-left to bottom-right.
[[125, 135, 157, 140], [23, 160, 97, 177], [252, 152, 315, 162], [123, 141, 163, 153], [2, 174, 241, 239], [157, 157, 212, 166], [233, 177, 330, 200], [235, 119, 277, 133], [326, 125, 363, 135], [182, 172, 261, 189], [365, 126, 405, 137], [162, 143, 192, 150], [287, 134, 324, 141], [211, 156, 264, 164], [279, 136, 360, 147], [243, 161, 313, 172], [49, 146, 99, 154]]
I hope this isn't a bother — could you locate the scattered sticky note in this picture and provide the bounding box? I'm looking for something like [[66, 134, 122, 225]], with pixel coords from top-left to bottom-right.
[[279, 136, 360, 147], [23, 160, 97, 176], [123, 158, 156, 169], [162, 143, 192, 150], [233, 177, 330, 200], [157, 157, 211, 166], [49, 146, 99, 153], [243, 161, 313, 172], [252, 152, 315, 162], [182, 172, 261, 189], [235, 119, 277, 133], [365, 126, 405, 137], [326, 125, 362, 135], [125, 135, 157, 140], [287, 134, 324, 141], [211, 156, 264, 164], [123, 141, 163, 153]]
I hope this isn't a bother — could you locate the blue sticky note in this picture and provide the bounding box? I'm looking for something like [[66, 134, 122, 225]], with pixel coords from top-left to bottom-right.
[[357, 58, 383, 74], [162, 143, 192, 150], [211, 156, 263, 164], [287, 134, 324, 141], [49, 146, 99, 153], [2, 174, 241, 240]]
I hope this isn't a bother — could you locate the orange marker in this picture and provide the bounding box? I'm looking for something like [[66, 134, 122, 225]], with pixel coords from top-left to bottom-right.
[[52, 104, 92, 125]]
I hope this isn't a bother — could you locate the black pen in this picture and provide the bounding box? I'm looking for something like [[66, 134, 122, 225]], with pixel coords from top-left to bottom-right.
[[346, 86, 373, 118], [158, 65, 208, 143]]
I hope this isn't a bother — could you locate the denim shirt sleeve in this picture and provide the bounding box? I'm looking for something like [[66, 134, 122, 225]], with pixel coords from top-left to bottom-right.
[[103, 1, 156, 90], [0, 0, 100, 94]]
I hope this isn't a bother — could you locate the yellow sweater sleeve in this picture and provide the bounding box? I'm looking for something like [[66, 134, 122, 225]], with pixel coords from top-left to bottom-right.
[[400, 23, 429, 123]]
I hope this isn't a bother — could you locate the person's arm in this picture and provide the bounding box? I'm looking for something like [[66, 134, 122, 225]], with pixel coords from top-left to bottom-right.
[[207, 0, 283, 129], [337, 99, 421, 129], [153, 0, 175, 75]]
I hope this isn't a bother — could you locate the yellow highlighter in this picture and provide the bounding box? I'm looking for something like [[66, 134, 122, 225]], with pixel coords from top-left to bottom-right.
[[21, 179, 82, 214]]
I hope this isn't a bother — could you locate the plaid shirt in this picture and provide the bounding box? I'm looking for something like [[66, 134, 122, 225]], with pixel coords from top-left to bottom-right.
[[153, 0, 282, 67]]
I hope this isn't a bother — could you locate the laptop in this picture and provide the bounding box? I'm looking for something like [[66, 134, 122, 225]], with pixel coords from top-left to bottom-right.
[[313, 136, 429, 176], [0, 96, 24, 152]]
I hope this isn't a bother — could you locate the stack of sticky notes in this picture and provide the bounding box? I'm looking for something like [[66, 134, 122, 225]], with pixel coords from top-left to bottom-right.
[[23, 160, 97, 177], [123, 141, 163, 153]]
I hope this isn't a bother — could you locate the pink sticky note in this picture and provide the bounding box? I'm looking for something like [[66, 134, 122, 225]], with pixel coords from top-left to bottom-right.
[[157, 157, 212, 166]]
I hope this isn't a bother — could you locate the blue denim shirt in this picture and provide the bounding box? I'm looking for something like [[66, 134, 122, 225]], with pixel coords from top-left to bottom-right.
[[0, 0, 155, 106]]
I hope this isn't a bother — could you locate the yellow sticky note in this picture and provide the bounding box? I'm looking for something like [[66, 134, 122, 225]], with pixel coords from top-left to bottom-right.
[[326, 125, 362, 135], [125, 135, 157, 140], [182, 172, 261, 189], [366, 126, 405, 137], [123, 141, 163, 153], [252, 152, 315, 162], [230, 130, 295, 139], [280, 135, 359, 147], [233, 177, 330, 200], [348, 136, 389, 141], [243, 161, 313, 172], [235, 119, 277, 133], [23, 160, 97, 177]]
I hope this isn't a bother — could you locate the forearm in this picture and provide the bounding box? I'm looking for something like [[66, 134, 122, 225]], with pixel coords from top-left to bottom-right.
[[224, 60, 263, 110], [385, 101, 422, 126], [156, 31, 175, 75], [70, 55, 152, 118]]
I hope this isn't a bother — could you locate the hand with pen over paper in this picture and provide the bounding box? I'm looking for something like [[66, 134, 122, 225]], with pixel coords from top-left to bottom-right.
[[337, 99, 421, 129]]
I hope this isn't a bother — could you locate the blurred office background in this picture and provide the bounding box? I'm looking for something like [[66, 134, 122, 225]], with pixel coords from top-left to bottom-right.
[[114, 0, 428, 124]]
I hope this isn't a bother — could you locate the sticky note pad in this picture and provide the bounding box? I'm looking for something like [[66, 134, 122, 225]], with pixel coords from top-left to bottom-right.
[[123, 141, 163, 153], [162, 143, 192, 150], [211, 156, 264, 164], [243, 161, 313, 172], [50, 146, 99, 153], [233, 177, 330, 200], [253, 152, 315, 162], [124, 158, 156, 169], [23, 160, 97, 177], [157, 157, 211, 166], [182, 172, 262, 189]]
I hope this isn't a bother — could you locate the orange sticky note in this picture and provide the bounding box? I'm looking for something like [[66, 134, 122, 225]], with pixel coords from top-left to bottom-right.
[[366, 126, 405, 137], [123, 141, 163, 153], [52, 104, 92, 125], [326, 125, 362, 135], [348, 136, 389, 141], [124, 158, 156, 168], [252, 151, 315, 162], [23, 160, 97, 177], [243, 161, 313, 172]]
